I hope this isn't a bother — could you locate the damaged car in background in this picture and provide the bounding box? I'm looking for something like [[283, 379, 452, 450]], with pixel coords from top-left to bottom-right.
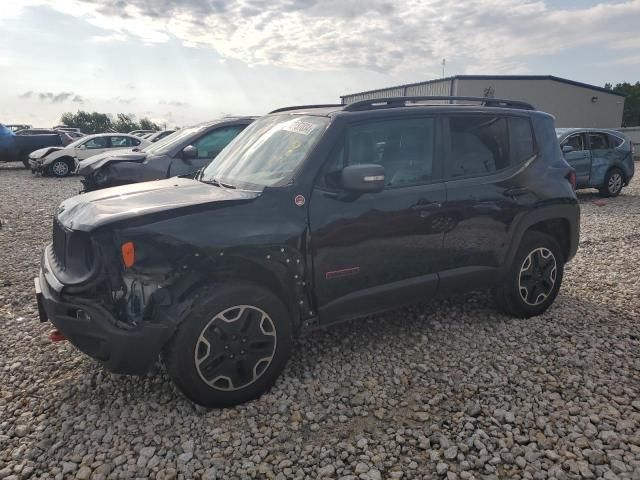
[[557, 128, 634, 197], [29, 133, 150, 177], [77, 117, 254, 192]]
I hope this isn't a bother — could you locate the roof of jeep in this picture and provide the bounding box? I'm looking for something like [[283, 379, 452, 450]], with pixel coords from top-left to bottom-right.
[[270, 104, 545, 118], [268, 97, 547, 118]]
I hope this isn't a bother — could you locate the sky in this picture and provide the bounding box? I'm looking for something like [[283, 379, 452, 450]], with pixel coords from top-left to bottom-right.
[[1, 0, 639, 128]]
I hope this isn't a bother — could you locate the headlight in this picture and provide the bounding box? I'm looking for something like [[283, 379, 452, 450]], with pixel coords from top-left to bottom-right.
[[93, 169, 108, 185]]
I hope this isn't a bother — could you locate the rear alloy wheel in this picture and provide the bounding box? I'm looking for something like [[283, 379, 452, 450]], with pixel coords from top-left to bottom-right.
[[164, 283, 292, 407], [517, 247, 557, 306], [493, 231, 564, 318], [599, 169, 624, 197], [49, 159, 72, 177]]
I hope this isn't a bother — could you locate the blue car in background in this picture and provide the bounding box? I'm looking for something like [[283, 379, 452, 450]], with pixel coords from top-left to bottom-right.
[[557, 128, 635, 197]]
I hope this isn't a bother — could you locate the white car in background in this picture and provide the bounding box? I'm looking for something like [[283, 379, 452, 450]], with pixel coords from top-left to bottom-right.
[[28, 133, 151, 177]]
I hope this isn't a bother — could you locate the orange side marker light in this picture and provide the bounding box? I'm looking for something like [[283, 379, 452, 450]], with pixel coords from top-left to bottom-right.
[[121, 241, 135, 268]]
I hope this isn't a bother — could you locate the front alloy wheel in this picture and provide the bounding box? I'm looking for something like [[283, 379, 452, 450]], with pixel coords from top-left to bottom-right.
[[518, 247, 557, 306], [50, 160, 70, 177], [195, 305, 277, 391], [164, 283, 292, 407]]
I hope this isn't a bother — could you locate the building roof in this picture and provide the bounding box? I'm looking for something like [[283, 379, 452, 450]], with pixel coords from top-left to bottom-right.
[[341, 75, 626, 100]]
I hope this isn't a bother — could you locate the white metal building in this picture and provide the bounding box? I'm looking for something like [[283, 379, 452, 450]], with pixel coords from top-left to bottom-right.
[[340, 75, 626, 128]]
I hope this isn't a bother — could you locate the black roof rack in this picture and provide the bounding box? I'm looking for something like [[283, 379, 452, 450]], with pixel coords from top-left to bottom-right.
[[343, 96, 536, 112], [269, 104, 344, 114]]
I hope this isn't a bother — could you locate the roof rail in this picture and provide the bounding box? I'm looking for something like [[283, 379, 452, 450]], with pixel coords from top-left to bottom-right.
[[269, 104, 344, 114], [343, 96, 536, 112]]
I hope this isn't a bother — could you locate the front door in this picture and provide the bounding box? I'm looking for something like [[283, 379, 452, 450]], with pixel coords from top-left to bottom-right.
[[78, 136, 110, 160], [169, 125, 246, 177], [561, 133, 591, 187], [440, 114, 538, 291], [309, 116, 446, 324]]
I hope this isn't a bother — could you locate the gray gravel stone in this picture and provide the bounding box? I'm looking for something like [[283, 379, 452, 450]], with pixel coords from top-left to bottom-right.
[[0, 168, 639, 480]]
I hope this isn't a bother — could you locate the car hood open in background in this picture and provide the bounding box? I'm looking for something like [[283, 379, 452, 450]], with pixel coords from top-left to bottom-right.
[[57, 177, 259, 231], [76, 150, 147, 175]]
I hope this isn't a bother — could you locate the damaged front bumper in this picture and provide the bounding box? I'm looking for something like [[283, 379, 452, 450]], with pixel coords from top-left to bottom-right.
[[35, 248, 173, 375]]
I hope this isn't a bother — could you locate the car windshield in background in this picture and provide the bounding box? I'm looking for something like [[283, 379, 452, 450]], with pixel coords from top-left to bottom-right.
[[142, 127, 198, 155], [201, 115, 329, 190]]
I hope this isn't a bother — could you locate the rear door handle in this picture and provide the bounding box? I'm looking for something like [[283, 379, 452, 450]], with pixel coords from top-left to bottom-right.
[[504, 187, 529, 197]]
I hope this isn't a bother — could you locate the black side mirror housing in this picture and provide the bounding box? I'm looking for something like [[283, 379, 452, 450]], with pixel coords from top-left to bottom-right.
[[562, 144, 574, 154], [342, 164, 385, 194], [182, 145, 198, 159]]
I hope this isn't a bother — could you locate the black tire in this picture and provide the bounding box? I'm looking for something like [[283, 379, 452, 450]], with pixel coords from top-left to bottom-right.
[[599, 168, 624, 197], [163, 283, 293, 407], [20, 152, 30, 169], [493, 231, 564, 318], [48, 158, 73, 177]]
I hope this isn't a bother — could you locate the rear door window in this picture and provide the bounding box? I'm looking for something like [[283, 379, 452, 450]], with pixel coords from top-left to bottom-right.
[[588, 132, 610, 150], [110, 136, 132, 148], [84, 137, 108, 149], [447, 115, 509, 177]]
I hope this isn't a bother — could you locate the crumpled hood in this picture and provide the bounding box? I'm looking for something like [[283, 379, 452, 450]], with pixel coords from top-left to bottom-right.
[[57, 177, 259, 232], [77, 149, 147, 175], [29, 146, 63, 159]]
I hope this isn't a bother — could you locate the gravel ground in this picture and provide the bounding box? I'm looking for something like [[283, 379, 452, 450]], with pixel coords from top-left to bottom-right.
[[0, 164, 639, 480]]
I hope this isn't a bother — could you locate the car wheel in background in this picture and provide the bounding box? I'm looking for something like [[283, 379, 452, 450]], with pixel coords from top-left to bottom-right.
[[163, 283, 293, 408], [493, 231, 564, 318], [599, 168, 624, 197], [49, 159, 73, 177], [20, 152, 30, 169]]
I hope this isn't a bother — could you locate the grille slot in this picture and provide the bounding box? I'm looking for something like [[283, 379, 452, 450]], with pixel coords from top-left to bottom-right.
[[52, 218, 67, 271]]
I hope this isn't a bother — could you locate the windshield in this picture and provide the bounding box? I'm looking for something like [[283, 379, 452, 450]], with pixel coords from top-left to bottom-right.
[[142, 126, 199, 155], [201, 115, 329, 190], [67, 135, 94, 148]]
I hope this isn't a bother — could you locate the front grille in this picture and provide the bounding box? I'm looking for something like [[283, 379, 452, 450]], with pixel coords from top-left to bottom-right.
[[52, 217, 68, 271]]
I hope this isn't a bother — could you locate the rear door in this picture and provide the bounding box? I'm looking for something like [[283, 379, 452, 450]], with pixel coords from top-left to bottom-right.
[[309, 116, 447, 323], [587, 131, 620, 187], [561, 132, 591, 186], [439, 114, 538, 291], [168, 125, 247, 176]]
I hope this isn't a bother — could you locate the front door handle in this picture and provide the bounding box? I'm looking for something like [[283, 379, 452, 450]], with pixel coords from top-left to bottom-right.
[[504, 187, 529, 197], [411, 201, 442, 211]]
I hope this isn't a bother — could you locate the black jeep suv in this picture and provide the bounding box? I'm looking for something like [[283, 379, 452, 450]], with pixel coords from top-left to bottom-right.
[[36, 97, 580, 407]]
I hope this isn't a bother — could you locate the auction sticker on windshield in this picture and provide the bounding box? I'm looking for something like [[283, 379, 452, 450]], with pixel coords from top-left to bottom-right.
[[283, 120, 316, 135]]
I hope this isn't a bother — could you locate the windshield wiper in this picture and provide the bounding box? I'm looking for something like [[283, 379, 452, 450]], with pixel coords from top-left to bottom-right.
[[200, 177, 236, 189]]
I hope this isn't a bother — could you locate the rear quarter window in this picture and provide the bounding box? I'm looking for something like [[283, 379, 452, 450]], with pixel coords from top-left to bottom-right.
[[609, 134, 625, 148]]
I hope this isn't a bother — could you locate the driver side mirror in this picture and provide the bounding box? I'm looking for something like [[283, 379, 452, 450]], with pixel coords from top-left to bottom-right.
[[182, 145, 198, 159], [342, 164, 385, 194], [77, 144, 87, 150], [562, 144, 574, 154]]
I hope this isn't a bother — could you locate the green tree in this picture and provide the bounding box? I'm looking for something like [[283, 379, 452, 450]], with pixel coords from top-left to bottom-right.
[[139, 118, 161, 131], [605, 82, 640, 127], [612, 82, 640, 127], [59, 111, 112, 134], [59, 111, 161, 134]]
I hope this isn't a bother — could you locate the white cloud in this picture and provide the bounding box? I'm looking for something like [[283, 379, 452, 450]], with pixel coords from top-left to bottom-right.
[[8, 0, 640, 74]]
